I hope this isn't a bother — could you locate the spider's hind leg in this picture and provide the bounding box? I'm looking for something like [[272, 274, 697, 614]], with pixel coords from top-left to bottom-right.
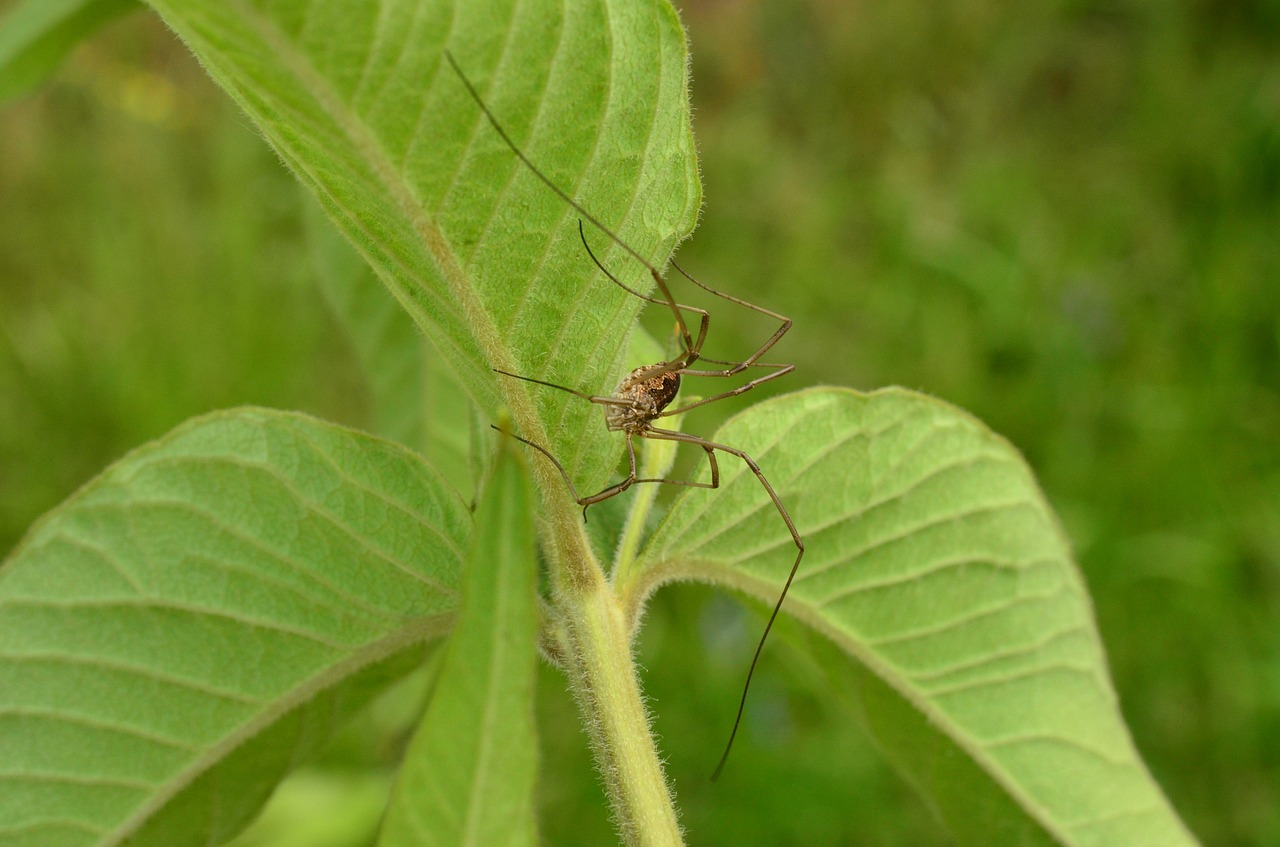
[[633, 439, 719, 491], [577, 221, 710, 368]]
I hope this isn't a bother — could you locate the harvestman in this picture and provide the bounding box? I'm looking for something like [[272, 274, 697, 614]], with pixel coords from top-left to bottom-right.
[[445, 53, 804, 779]]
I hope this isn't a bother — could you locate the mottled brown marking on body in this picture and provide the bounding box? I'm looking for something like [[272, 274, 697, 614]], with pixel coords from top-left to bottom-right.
[[605, 367, 682, 433]]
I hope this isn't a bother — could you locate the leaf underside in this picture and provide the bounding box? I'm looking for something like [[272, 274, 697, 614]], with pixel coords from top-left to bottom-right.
[[303, 197, 473, 498], [145, 0, 699, 499], [0, 409, 468, 847], [380, 439, 539, 847], [639, 387, 1198, 846]]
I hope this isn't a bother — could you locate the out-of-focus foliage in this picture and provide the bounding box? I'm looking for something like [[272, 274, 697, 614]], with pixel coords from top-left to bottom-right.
[[0, 1, 1275, 845], [0, 0, 137, 101], [667, 1, 1280, 844]]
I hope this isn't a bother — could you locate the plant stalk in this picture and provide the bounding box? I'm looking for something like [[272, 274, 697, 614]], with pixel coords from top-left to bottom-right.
[[612, 408, 686, 588], [561, 570, 683, 846]]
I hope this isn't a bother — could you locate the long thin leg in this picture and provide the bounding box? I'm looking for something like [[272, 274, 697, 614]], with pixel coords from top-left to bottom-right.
[[490, 426, 594, 506], [493, 425, 721, 523], [694, 354, 790, 369], [669, 258, 793, 376], [493, 368, 632, 408], [581, 432, 638, 507], [636, 443, 719, 490], [577, 221, 708, 367], [493, 426, 638, 519], [575, 221, 674, 309], [445, 52, 693, 364], [641, 427, 805, 781], [491, 371, 725, 515], [447, 51, 788, 379], [445, 54, 652, 269], [660, 363, 796, 417]]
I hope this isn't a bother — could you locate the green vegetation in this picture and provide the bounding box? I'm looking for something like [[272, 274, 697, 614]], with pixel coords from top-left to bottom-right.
[[1, 0, 1274, 844]]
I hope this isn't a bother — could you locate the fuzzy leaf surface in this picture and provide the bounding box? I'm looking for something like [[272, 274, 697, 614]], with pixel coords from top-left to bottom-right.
[[380, 440, 538, 847], [636, 387, 1199, 847], [304, 196, 472, 498], [144, 0, 700, 499], [0, 409, 469, 847]]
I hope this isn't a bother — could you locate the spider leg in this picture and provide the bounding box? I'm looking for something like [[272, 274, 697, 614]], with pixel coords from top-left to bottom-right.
[[577, 221, 708, 370], [668, 258, 793, 375], [577, 432, 639, 507], [632, 441, 719, 490], [448, 51, 703, 365], [493, 369, 631, 407], [695, 354, 789, 369], [490, 426, 588, 504], [642, 427, 804, 782], [659, 362, 796, 417], [491, 426, 639, 522]]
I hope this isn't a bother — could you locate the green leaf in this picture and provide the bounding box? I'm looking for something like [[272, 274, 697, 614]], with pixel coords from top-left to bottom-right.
[[303, 195, 473, 499], [380, 436, 539, 847], [224, 770, 392, 847], [636, 387, 1199, 847], [0, 0, 138, 102], [142, 0, 700, 498], [0, 408, 469, 847]]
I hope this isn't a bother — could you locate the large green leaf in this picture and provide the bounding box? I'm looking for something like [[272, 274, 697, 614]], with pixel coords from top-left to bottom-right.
[[0, 409, 469, 847], [303, 194, 473, 498], [633, 387, 1198, 847], [143, 0, 700, 499], [380, 438, 539, 847]]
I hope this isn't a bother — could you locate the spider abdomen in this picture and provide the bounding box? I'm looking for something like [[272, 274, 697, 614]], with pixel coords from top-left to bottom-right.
[[605, 366, 681, 433]]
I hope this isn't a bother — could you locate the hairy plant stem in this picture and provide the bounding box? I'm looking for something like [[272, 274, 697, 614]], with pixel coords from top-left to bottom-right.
[[612, 408, 685, 590], [553, 524, 683, 846]]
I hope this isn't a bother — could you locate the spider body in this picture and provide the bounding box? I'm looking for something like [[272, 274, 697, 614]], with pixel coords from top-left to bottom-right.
[[446, 51, 801, 780], [606, 367, 682, 434]]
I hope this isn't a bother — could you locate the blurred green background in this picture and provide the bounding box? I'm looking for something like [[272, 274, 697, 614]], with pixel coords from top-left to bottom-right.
[[1, 0, 1277, 844]]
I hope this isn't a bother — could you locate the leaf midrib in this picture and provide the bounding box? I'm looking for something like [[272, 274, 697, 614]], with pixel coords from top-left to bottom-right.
[[218, 0, 521, 407], [102, 612, 455, 846]]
